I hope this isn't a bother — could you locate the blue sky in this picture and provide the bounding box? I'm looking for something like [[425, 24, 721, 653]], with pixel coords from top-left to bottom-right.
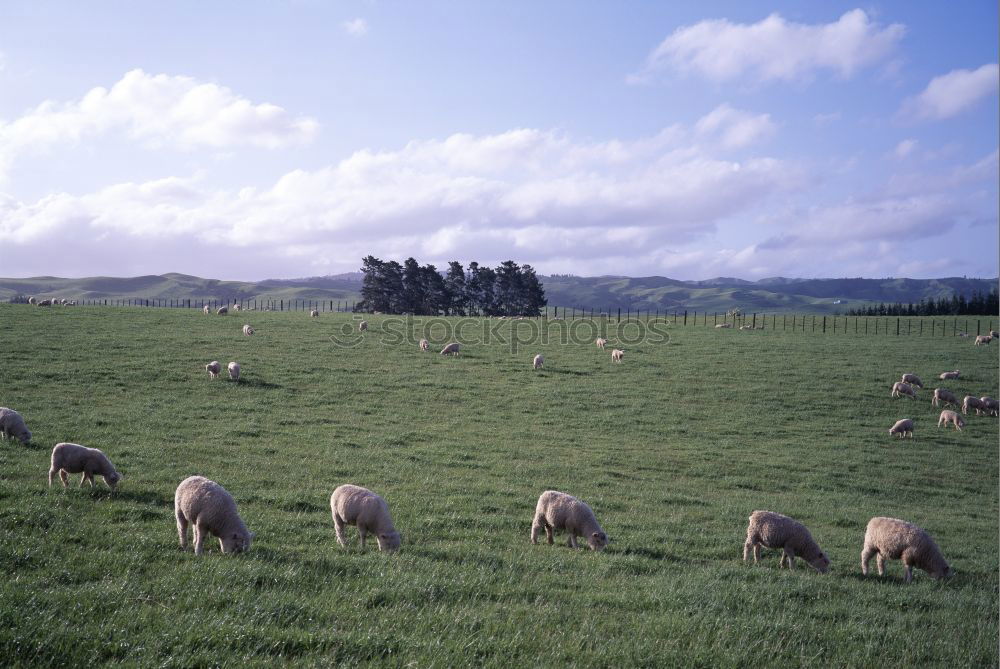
[[0, 1, 996, 280]]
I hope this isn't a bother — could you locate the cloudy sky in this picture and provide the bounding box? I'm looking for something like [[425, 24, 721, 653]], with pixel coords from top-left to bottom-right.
[[0, 2, 996, 280]]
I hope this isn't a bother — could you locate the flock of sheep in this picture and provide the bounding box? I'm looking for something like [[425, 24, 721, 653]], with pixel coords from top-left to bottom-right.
[[2, 304, 995, 584]]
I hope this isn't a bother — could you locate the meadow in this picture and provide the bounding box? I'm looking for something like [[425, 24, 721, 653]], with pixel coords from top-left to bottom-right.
[[0, 304, 997, 667]]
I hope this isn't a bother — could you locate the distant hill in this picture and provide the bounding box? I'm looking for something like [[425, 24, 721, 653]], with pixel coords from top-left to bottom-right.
[[1, 272, 995, 314]]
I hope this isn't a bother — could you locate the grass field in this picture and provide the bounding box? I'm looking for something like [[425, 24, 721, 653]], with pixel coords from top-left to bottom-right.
[[0, 304, 997, 667]]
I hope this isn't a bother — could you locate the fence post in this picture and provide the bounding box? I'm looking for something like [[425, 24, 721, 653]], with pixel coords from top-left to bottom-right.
[[684, 310, 687, 325], [896, 318, 900, 336], [714, 312, 717, 326], [752, 313, 757, 328], [822, 316, 826, 333], [977, 320, 981, 335], [617, 308, 620, 322], [919, 320, 922, 336]]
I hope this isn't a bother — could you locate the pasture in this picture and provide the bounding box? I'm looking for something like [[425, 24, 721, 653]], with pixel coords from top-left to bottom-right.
[[0, 304, 997, 667]]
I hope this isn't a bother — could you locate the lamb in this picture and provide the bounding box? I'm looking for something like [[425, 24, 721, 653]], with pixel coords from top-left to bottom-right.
[[419, 338, 430, 352], [242, 324, 254, 336], [531, 490, 608, 551], [174, 475, 253, 555], [533, 354, 543, 370], [980, 397, 999, 417], [939, 370, 960, 380], [974, 335, 992, 346], [216, 306, 228, 315], [440, 342, 460, 356], [900, 373, 923, 389], [205, 361, 221, 379], [330, 484, 401, 552], [931, 388, 958, 408], [595, 338, 607, 349], [0, 407, 32, 444], [611, 349, 624, 363], [742, 510, 831, 573], [359, 320, 368, 332], [888, 418, 914, 438], [228, 361, 240, 381], [310, 310, 319, 318], [861, 517, 951, 583], [937, 410, 965, 431], [48, 442, 122, 490], [890, 382, 916, 399], [203, 305, 211, 314], [715, 323, 732, 329], [962, 396, 987, 415]]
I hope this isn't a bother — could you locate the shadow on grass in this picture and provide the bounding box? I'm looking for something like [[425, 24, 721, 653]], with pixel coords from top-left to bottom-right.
[[114, 488, 173, 507], [542, 368, 591, 377], [239, 378, 282, 390]]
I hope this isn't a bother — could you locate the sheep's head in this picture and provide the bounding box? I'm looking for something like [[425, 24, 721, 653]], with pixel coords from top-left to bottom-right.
[[588, 531, 608, 551], [106, 471, 122, 490], [15, 427, 31, 444], [377, 530, 401, 552], [221, 530, 253, 554], [809, 552, 831, 574]]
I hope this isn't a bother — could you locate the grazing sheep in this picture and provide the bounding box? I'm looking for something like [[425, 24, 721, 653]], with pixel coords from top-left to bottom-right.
[[533, 354, 544, 370], [743, 510, 831, 573], [611, 349, 624, 363], [66, 300, 77, 306], [991, 330, 999, 339], [931, 388, 958, 408], [937, 410, 965, 431], [595, 338, 607, 349], [531, 490, 608, 551], [962, 396, 987, 415], [900, 373, 923, 389], [889, 418, 914, 438], [48, 443, 122, 490], [227, 362, 240, 381], [37, 299, 52, 307], [980, 397, 999, 417], [310, 310, 319, 318], [205, 361, 221, 379], [440, 342, 460, 356], [27, 297, 36, 305], [203, 305, 211, 314], [242, 324, 254, 336], [216, 306, 228, 315], [233, 304, 242, 312], [956, 332, 969, 338], [715, 323, 733, 329], [0, 407, 32, 444], [174, 475, 253, 555], [891, 382, 917, 399], [419, 338, 430, 352], [974, 335, 992, 346], [359, 320, 368, 332], [861, 517, 951, 583], [330, 484, 401, 552], [939, 370, 960, 380]]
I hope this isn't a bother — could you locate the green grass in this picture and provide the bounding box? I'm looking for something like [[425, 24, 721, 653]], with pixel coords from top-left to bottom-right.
[[0, 304, 997, 667]]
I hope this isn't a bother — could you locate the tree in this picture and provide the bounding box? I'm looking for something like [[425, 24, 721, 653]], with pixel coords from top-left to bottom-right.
[[400, 257, 425, 314], [444, 262, 466, 316]]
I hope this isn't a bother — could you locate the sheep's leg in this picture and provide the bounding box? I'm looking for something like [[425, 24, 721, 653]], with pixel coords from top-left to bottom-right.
[[783, 548, 796, 569], [176, 511, 189, 549], [59, 470, 69, 487], [193, 524, 205, 555], [544, 523, 554, 545], [875, 554, 886, 576], [530, 517, 543, 545], [48, 467, 56, 486], [333, 513, 348, 547], [752, 544, 761, 564], [860, 546, 875, 575], [359, 527, 367, 549], [79, 472, 88, 487], [742, 539, 753, 562], [567, 533, 578, 549], [903, 564, 913, 584]]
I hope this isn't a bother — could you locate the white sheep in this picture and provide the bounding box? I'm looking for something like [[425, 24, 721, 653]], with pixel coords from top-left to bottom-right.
[[931, 388, 958, 408], [228, 362, 240, 381], [937, 410, 965, 431], [174, 475, 253, 555], [0, 407, 32, 444], [48, 442, 122, 490], [595, 338, 607, 349], [530, 490, 607, 551], [611, 349, 624, 363], [962, 396, 987, 415], [715, 323, 733, 329], [205, 361, 221, 379], [419, 338, 430, 352], [440, 342, 460, 356], [861, 517, 951, 583], [242, 324, 254, 336], [889, 418, 914, 438], [37, 299, 52, 307], [216, 306, 228, 315], [939, 370, 960, 380], [533, 354, 543, 370], [980, 397, 999, 417], [900, 373, 923, 389], [743, 510, 831, 573], [28, 297, 36, 305], [890, 382, 916, 399], [330, 484, 401, 552], [310, 310, 319, 318], [359, 320, 368, 332], [233, 304, 242, 312], [203, 305, 211, 314], [974, 335, 992, 346]]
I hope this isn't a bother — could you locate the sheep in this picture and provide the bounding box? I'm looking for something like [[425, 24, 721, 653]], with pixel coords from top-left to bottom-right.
[[242, 324, 254, 336], [900, 373, 923, 389], [715, 323, 732, 329], [203, 305, 210, 314], [931, 388, 958, 408], [440, 342, 460, 356], [991, 330, 999, 339], [937, 410, 965, 431], [974, 335, 992, 346], [419, 338, 430, 352], [889, 418, 914, 438], [310, 310, 319, 318], [533, 354, 544, 370], [359, 320, 368, 332], [595, 338, 607, 349], [980, 397, 999, 417], [216, 306, 228, 315], [37, 299, 52, 307], [0, 407, 32, 444], [232, 304, 242, 312], [611, 349, 624, 363], [330, 484, 401, 552], [205, 361, 221, 379], [962, 396, 987, 415], [66, 300, 77, 306], [890, 382, 916, 399], [861, 517, 951, 583], [742, 510, 831, 573], [228, 362, 240, 381], [530, 490, 608, 551], [939, 370, 960, 380], [48, 442, 122, 490], [174, 475, 253, 555], [27, 297, 36, 305]]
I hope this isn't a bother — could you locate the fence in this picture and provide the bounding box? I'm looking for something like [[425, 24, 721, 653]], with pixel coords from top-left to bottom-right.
[[8, 296, 359, 312]]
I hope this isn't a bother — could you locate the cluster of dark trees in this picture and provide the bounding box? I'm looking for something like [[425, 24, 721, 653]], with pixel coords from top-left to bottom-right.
[[357, 257, 547, 316], [844, 289, 999, 317]]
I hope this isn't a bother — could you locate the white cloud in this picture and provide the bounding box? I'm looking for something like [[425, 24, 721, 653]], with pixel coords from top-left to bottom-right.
[[343, 18, 368, 36], [899, 63, 999, 121], [695, 104, 775, 148], [631, 9, 904, 84], [894, 138, 918, 158], [813, 112, 842, 126]]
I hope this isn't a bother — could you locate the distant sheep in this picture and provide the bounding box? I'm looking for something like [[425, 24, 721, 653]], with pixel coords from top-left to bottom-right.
[[991, 330, 999, 339], [205, 361, 221, 379], [359, 320, 368, 332], [174, 475, 253, 555], [931, 388, 958, 408], [611, 349, 624, 363], [980, 397, 999, 417], [48, 442, 122, 490], [533, 354, 543, 370], [203, 305, 211, 314], [419, 338, 430, 352], [715, 323, 732, 329], [228, 361, 240, 381], [937, 410, 965, 431], [743, 510, 830, 573], [216, 306, 228, 315], [962, 396, 987, 415], [242, 324, 254, 336], [0, 407, 32, 444], [530, 490, 607, 551], [330, 484, 401, 552], [595, 338, 607, 349], [888, 418, 914, 438], [939, 370, 960, 380], [440, 342, 460, 356], [974, 335, 992, 346], [232, 304, 242, 312], [37, 299, 52, 307], [900, 373, 923, 389], [27, 297, 36, 305], [890, 382, 916, 399], [310, 310, 319, 318], [861, 517, 951, 583]]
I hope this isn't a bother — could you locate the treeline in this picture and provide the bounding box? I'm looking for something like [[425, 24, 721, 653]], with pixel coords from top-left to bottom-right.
[[845, 289, 998, 317], [357, 257, 547, 316]]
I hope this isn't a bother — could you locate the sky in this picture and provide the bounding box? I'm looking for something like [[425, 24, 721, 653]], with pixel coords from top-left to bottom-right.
[[0, 1, 997, 281]]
